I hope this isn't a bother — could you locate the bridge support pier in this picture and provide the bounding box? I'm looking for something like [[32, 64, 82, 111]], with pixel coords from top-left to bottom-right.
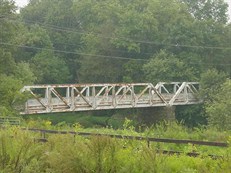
[[165, 106, 176, 121], [137, 106, 176, 125]]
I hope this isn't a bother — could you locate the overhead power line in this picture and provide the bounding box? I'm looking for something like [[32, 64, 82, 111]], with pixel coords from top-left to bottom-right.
[[1, 18, 156, 56], [0, 42, 148, 61], [3, 18, 231, 51], [1, 41, 231, 66]]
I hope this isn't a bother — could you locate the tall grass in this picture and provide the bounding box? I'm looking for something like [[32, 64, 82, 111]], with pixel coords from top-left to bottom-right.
[[0, 126, 231, 173], [0, 128, 44, 173]]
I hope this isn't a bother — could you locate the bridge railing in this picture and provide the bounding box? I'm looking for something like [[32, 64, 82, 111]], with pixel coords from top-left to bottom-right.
[[20, 82, 201, 114]]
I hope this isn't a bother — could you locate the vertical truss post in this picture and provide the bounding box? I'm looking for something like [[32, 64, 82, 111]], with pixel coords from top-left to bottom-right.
[[149, 87, 153, 105], [123, 87, 126, 99], [131, 85, 136, 107], [25, 102, 28, 114], [45, 87, 52, 112], [92, 86, 96, 109], [173, 84, 177, 93], [66, 87, 70, 103], [112, 86, 116, 107], [184, 84, 188, 102], [71, 87, 75, 110], [86, 87, 90, 97], [105, 86, 109, 97]]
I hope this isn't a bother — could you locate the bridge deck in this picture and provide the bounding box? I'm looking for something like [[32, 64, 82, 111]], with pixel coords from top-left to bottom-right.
[[20, 82, 201, 114]]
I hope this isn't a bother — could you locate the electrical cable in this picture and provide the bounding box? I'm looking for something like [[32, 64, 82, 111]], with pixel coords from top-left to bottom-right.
[[3, 17, 231, 51], [1, 41, 231, 66], [0, 42, 148, 61]]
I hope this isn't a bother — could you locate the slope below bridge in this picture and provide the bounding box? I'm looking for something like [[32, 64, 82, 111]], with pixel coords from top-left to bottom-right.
[[20, 82, 202, 114]]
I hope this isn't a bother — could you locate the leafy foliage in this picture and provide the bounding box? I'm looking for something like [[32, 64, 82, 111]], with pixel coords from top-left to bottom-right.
[[206, 80, 231, 130], [0, 0, 231, 128], [181, 0, 228, 23], [176, 105, 206, 128], [31, 51, 71, 84], [200, 69, 228, 101], [0, 0, 230, 171], [143, 50, 197, 84], [0, 125, 231, 173]]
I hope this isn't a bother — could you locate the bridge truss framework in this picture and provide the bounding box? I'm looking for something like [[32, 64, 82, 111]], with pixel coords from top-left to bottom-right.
[[20, 82, 201, 114]]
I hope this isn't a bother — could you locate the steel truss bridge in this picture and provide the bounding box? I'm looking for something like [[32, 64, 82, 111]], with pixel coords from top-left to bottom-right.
[[20, 82, 201, 114]]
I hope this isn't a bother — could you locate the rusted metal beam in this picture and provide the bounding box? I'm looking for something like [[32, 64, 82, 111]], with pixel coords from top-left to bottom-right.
[[25, 128, 228, 147]]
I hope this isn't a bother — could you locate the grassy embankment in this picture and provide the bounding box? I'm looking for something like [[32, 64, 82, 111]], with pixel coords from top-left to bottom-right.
[[0, 122, 231, 173]]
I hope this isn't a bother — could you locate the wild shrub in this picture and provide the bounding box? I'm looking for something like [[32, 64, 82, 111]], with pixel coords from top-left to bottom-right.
[[0, 128, 45, 173]]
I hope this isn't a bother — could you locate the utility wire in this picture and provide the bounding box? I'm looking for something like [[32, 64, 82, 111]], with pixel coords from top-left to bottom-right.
[[1, 41, 231, 66], [0, 42, 148, 61], [1, 18, 231, 66], [187, 62, 231, 66], [3, 17, 231, 50], [3, 18, 156, 56]]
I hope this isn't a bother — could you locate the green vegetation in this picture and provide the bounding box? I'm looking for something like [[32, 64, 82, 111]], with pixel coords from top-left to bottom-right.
[[23, 113, 124, 128], [206, 80, 231, 130], [1, 0, 231, 171], [0, 123, 231, 173], [0, 0, 231, 127]]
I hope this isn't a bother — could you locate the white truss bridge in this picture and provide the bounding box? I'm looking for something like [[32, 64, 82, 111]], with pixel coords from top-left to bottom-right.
[[20, 82, 201, 114]]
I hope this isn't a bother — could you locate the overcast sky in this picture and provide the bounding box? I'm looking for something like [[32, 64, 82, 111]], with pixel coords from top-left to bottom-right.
[[14, 0, 231, 21]]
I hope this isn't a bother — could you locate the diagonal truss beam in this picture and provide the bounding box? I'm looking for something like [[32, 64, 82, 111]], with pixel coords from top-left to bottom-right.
[[169, 82, 187, 106]]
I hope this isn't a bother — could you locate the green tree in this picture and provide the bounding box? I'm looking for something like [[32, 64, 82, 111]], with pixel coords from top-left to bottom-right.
[[143, 50, 197, 84], [19, 0, 231, 84], [31, 50, 71, 84], [206, 79, 231, 130], [123, 60, 144, 83], [12, 24, 71, 84], [0, 0, 17, 42], [0, 75, 22, 116], [13, 24, 53, 62], [176, 105, 206, 127], [0, 49, 16, 75], [181, 0, 228, 23], [0, 0, 35, 115], [14, 62, 36, 85], [200, 69, 228, 101], [71, 0, 194, 82], [21, 0, 82, 82]]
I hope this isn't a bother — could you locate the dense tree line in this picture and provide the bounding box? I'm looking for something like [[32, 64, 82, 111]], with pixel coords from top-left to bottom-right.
[[0, 0, 231, 128]]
